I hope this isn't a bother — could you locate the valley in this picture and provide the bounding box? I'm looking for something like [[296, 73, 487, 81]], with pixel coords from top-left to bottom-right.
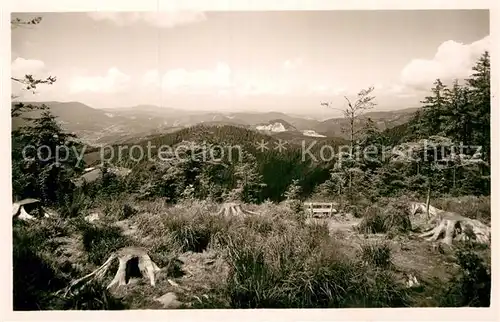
[[12, 101, 419, 145]]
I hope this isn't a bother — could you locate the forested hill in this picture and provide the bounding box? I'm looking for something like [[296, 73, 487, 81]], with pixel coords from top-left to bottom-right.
[[89, 124, 348, 202], [122, 124, 347, 153]]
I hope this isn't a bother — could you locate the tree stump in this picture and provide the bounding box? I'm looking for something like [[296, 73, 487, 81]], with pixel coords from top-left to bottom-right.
[[419, 215, 490, 245], [216, 202, 259, 216], [60, 247, 161, 297], [410, 202, 490, 245], [12, 198, 51, 221]]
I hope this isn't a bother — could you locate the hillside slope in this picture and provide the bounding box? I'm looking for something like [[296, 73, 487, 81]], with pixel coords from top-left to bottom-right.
[[12, 101, 419, 145], [315, 107, 419, 138]]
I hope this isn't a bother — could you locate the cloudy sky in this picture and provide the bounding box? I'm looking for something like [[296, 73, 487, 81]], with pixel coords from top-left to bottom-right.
[[11, 10, 489, 117]]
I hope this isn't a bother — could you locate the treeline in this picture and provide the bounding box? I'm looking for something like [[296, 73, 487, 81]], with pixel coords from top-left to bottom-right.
[[317, 52, 490, 204], [88, 126, 343, 203]]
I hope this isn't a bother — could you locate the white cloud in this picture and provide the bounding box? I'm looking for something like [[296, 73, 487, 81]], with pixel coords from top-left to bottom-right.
[[87, 11, 206, 28], [308, 84, 346, 96], [388, 84, 405, 94], [142, 69, 161, 87], [283, 58, 303, 70], [239, 79, 288, 96], [164, 62, 232, 90], [141, 62, 358, 98], [142, 63, 297, 96], [386, 83, 418, 98], [11, 58, 54, 98], [69, 67, 131, 93], [11, 57, 46, 78], [400, 35, 490, 90], [142, 63, 233, 94], [373, 83, 384, 91]]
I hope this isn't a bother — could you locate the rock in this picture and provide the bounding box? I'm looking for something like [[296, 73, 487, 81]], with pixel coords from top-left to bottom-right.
[[155, 292, 182, 309], [84, 212, 100, 223], [405, 273, 420, 288]]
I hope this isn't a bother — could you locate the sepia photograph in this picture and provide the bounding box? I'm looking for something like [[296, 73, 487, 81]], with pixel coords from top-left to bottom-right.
[[8, 7, 492, 313]]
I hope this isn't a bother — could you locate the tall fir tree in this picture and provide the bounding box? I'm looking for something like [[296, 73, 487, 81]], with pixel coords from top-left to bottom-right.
[[466, 51, 490, 164], [442, 80, 473, 145], [229, 150, 265, 203], [417, 79, 448, 137]]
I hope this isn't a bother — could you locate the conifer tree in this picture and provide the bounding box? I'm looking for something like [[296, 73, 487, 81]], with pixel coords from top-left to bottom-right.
[[442, 80, 473, 145], [230, 151, 265, 203], [466, 51, 490, 164], [417, 79, 448, 137]]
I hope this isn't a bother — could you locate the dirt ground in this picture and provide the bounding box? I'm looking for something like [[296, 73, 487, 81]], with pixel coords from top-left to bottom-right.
[[306, 213, 460, 291]]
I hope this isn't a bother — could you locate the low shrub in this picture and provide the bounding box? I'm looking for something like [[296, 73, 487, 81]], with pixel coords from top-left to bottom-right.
[[13, 234, 66, 310], [13, 218, 72, 253], [358, 206, 386, 233], [136, 203, 232, 253], [59, 189, 92, 218], [167, 216, 213, 252], [53, 281, 127, 310], [439, 244, 491, 307], [434, 196, 490, 223], [358, 202, 411, 234], [13, 220, 126, 310]]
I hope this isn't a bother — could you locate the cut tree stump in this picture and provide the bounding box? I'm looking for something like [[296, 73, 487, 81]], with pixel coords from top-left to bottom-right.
[[216, 202, 259, 217], [410, 202, 490, 245], [12, 198, 52, 221], [60, 247, 160, 297], [419, 215, 490, 245]]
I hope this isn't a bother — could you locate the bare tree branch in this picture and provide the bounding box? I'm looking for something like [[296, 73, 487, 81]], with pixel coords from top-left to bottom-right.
[[11, 16, 42, 29], [321, 86, 377, 193], [11, 75, 57, 92]]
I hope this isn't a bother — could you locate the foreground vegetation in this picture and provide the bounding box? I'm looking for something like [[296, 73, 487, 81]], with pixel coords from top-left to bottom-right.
[[13, 195, 491, 309]]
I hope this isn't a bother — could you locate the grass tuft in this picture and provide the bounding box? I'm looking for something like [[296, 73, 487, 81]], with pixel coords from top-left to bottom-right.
[[77, 221, 130, 265], [360, 242, 392, 269], [358, 201, 411, 235]]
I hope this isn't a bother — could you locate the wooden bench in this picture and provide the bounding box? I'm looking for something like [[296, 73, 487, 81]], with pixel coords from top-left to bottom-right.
[[303, 202, 338, 218]]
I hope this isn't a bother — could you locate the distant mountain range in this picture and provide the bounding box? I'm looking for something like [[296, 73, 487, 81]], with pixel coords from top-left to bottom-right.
[[11, 101, 420, 145]]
